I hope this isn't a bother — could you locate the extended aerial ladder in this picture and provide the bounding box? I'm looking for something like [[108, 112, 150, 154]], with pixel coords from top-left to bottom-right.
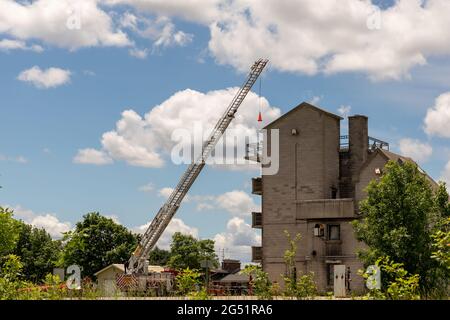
[[127, 58, 269, 274]]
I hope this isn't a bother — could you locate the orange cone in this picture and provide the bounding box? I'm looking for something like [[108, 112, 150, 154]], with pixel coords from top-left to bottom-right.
[[257, 111, 262, 122]]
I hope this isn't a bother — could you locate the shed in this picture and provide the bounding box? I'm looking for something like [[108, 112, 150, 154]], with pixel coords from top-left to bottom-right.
[[95, 264, 165, 296]]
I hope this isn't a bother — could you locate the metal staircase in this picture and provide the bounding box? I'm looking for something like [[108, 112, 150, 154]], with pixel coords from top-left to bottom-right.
[[127, 58, 268, 274]]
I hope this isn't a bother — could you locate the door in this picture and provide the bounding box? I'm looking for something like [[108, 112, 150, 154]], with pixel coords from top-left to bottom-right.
[[333, 264, 346, 298]]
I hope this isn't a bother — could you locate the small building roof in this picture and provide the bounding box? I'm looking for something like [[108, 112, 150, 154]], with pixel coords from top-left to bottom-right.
[[215, 273, 250, 283], [264, 102, 343, 129], [94, 264, 165, 276], [360, 148, 439, 189]]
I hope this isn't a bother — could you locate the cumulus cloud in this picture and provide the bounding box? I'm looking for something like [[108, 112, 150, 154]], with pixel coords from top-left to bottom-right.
[[424, 92, 450, 138], [4, 1, 450, 80], [207, 0, 450, 80], [129, 47, 149, 59], [4, 204, 71, 239], [73, 148, 113, 165], [138, 182, 155, 192], [398, 138, 433, 163], [440, 160, 450, 186], [17, 66, 71, 89], [76, 87, 280, 168], [0, 0, 131, 50], [214, 217, 260, 262], [133, 217, 198, 250], [0, 39, 43, 52], [106, 0, 221, 24], [338, 105, 352, 118], [215, 190, 258, 217], [120, 12, 193, 51]]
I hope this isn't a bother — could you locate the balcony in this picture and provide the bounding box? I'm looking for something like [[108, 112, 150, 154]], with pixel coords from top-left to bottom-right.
[[296, 198, 354, 220], [252, 246, 262, 262], [252, 212, 262, 228], [325, 241, 342, 257], [251, 177, 262, 195]]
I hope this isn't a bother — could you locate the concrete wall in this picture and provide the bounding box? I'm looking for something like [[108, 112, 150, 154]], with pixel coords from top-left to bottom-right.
[[354, 153, 386, 204]]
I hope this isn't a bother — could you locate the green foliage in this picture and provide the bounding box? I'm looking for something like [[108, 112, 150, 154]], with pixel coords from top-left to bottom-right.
[[0, 207, 21, 257], [431, 218, 450, 270], [362, 256, 420, 300], [281, 231, 317, 299], [352, 161, 449, 296], [148, 246, 171, 266], [282, 231, 302, 296], [13, 223, 62, 282], [175, 267, 202, 296], [294, 273, 318, 299], [435, 183, 450, 218], [188, 287, 210, 300], [42, 274, 67, 300], [168, 232, 218, 270], [241, 265, 273, 300], [60, 212, 138, 278], [0, 255, 26, 300]]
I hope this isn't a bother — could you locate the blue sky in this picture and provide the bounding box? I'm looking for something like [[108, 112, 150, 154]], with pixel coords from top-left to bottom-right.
[[1, 0, 450, 262]]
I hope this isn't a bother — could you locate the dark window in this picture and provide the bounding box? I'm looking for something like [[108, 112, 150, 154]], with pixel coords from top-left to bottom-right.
[[327, 264, 334, 286], [331, 186, 337, 199], [327, 224, 340, 240]]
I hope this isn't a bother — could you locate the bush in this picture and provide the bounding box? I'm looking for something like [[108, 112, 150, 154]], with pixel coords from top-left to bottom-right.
[[241, 265, 273, 300], [362, 256, 420, 300], [175, 268, 202, 296]]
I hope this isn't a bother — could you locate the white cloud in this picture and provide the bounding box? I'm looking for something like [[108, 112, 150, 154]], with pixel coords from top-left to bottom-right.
[[107, 0, 221, 24], [4, 0, 450, 80], [73, 148, 113, 165], [138, 182, 154, 192], [0, 0, 131, 50], [309, 96, 322, 105], [158, 187, 173, 198], [4, 204, 71, 239], [398, 138, 433, 163], [0, 39, 43, 52], [77, 87, 280, 168], [424, 92, 450, 138], [338, 105, 352, 118], [440, 160, 450, 186], [105, 214, 121, 224], [214, 217, 260, 263], [129, 47, 149, 59], [216, 190, 258, 217], [120, 12, 193, 50], [17, 66, 71, 89], [205, 0, 450, 80], [158, 187, 191, 202], [133, 217, 198, 250]]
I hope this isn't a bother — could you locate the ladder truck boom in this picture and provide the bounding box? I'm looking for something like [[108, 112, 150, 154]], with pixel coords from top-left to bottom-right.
[[127, 58, 268, 274]]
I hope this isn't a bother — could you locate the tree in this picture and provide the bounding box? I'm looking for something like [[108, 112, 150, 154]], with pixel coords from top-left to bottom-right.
[[0, 207, 21, 258], [175, 267, 202, 296], [431, 217, 450, 271], [148, 247, 171, 266], [362, 256, 420, 300], [241, 265, 273, 299], [168, 232, 218, 270], [60, 212, 138, 278], [13, 223, 62, 282], [353, 160, 449, 296]]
